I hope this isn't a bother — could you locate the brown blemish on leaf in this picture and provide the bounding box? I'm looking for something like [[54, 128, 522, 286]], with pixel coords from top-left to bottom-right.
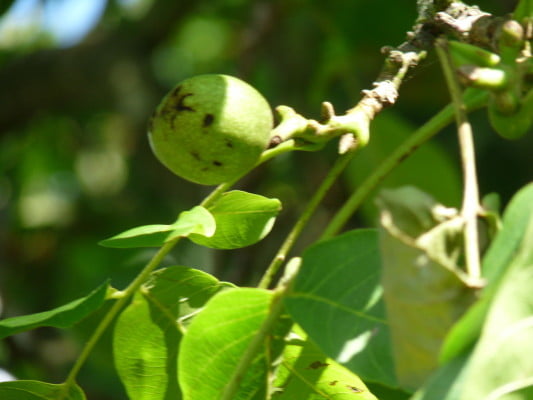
[[307, 361, 329, 370], [225, 139, 234, 148], [212, 160, 223, 167], [329, 380, 338, 386], [190, 151, 201, 161], [346, 385, 364, 393]]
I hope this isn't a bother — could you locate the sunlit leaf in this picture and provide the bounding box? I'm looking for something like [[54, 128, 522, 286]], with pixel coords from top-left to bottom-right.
[[179, 288, 277, 399], [113, 266, 228, 400], [99, 206, 215, 248], [167, 205, 216, 240], [189, 190, 281, 249], [285, 229, 396, 387], [0, 380, 86, 400], [0, 281, 110, 339], [99, 224, 174, 248], [273, 325, 377, 399]]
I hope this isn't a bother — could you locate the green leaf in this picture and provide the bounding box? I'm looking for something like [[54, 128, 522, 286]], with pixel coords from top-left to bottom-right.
[[459, 212, 533, 399], [0, 380, 86, 400], [189, 190, 281, 249], [167, 205, 216, 241], [377, 187, 477, 390], [273, 326, 378, 399], [99, 206, 215, 248], [99, 224, 175, 248], [113, 266, 228, 400], [0, 281, 109, 339], [441, 182, 533, 362], [285, 229, 397, 388], [178, 288, 276, 399]]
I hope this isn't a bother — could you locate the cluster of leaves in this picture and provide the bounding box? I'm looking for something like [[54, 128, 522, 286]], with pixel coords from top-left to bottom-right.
[[0, 0, 532, 400], [1, 179, 532, 399]]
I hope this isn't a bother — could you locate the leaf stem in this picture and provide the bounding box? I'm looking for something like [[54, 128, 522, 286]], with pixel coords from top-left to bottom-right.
[[435, 38, 482, 280], [258, 151, 356, 289], [320, 89, 488, 240], [64, 237, 180, 386]]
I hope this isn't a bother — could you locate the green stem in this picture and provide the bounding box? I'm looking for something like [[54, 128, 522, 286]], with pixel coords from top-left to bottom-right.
[[436, 38, 482, 280], [258, 151, 356, 289], [64, 237, 180, 385], [320, 88, 488, 240]]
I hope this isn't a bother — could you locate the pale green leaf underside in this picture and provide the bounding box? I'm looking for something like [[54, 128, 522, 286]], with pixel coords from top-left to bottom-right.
[[0, 380, 86, 400], [0, 281, 109, 339], [99, 206, 215, 248], [377, 187, 476, 390]]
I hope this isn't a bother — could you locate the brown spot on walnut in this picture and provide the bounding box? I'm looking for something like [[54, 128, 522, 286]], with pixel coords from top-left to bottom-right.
[[171, 85, 182, 97], [190, 151, 201, 161], [176, 93, 194, 112], [203, 113, 215, 127], [172, 85, 195, 112], [212, 160, 223, 167]]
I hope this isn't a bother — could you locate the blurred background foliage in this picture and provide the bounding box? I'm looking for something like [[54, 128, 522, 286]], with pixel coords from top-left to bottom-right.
[[0, 0, 530, 398]]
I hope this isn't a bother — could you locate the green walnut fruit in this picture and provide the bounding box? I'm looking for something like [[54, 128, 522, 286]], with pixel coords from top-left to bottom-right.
[[148, 74, 273, 185]]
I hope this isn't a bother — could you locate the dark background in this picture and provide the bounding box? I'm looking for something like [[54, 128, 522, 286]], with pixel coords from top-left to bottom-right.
[[0, 0, 530, 398]]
